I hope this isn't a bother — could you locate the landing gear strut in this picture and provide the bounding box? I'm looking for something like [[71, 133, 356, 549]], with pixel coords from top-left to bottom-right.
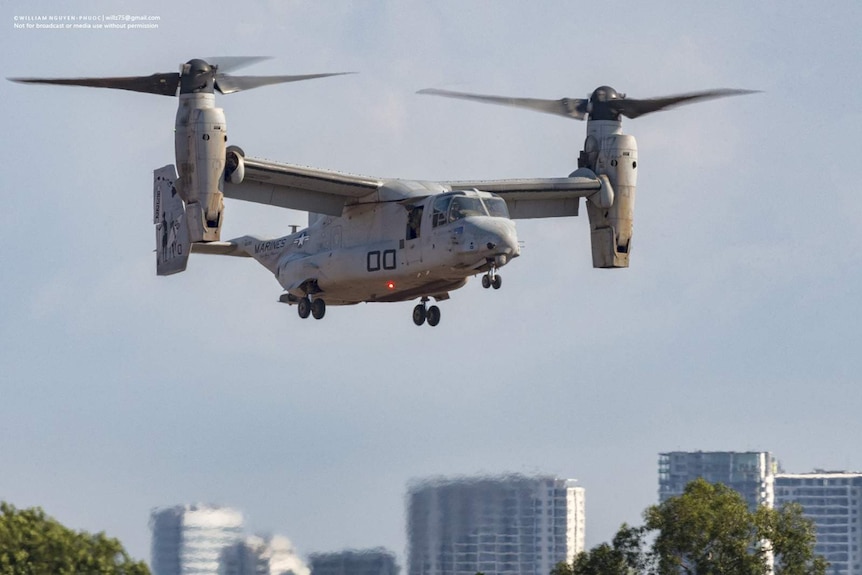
[[413, 298, 441, 327], [482, 268, 502, 290], [298, 296, 326, 320]]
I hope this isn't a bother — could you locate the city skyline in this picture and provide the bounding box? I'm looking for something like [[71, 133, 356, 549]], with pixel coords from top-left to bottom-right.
[[143, 460, 862, 573], [3, 0, 861, 571], [150, 503, 310, 575]]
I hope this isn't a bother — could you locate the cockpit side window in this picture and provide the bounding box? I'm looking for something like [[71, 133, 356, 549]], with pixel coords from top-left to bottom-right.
[[432, 196, 453, 228], [482, 196, 510, 219], [448, 197, 486, 222]]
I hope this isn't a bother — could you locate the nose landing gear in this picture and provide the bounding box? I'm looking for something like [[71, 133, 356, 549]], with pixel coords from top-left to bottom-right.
[[413, 298, 441, 327], [481, 268, 502, 290]]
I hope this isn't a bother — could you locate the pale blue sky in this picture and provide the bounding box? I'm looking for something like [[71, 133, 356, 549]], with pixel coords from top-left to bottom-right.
[[2, 0, 861, 568]]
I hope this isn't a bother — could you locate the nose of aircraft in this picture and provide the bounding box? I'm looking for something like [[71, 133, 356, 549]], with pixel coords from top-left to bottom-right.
[[472, 218, 520, 262]]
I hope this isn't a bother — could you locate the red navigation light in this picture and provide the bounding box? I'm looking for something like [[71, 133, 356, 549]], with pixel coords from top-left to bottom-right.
[[387, 281, 395, 289]]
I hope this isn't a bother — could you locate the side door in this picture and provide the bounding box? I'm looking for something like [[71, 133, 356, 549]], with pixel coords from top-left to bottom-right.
[[401, 203, 425, 267]]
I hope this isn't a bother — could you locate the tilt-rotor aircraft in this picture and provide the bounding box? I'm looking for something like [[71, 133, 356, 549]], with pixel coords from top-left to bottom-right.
[[11, 58, 755, 326]]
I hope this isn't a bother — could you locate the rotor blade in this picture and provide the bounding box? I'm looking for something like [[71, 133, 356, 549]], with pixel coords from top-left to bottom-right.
[[417, 88, 588, 120], [206, 56, 271, 74], [8, 73, 180, 96], [614, 88, 760, 119], [214, 72, 354, 94]]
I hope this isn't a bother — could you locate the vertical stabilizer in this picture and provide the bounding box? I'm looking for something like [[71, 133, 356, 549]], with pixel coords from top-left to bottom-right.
[[154, 165, 190, 275]]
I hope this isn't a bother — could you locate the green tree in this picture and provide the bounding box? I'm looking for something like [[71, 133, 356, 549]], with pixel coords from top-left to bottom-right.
[[561, 479, 826, 575], [0, 502, 150, 575], [645, 479, 765, 575], [757, 502, 829, 575], [561, 524, 647, 575]]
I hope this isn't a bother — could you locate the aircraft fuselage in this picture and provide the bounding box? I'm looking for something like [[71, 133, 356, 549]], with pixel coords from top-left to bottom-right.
[[243, 189, 520, 306]]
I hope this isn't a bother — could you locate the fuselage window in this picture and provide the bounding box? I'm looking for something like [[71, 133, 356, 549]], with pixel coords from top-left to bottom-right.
[[406, 206, 424, 240]]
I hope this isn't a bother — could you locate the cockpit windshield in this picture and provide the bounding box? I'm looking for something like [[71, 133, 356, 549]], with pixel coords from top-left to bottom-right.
[[448, 196, 487, 222], [482, 196, 510, 218], [434, 193, 511, 227]]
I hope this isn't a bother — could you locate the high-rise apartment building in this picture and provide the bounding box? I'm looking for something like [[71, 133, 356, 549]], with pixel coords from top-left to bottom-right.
[[222, 534, 309, 575], [775, 471, 862, 575], [658, 451, 778, 510], [150, 504, 244, 575], [309, 548, 399, 575], [407, 474, 585, 575]]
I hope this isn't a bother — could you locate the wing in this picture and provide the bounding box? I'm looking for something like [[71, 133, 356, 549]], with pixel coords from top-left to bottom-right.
[[443, 170, 603, 218], [225, 155, 604, 218], [225, 156, 454, 214], [225, 156, 385, 215]]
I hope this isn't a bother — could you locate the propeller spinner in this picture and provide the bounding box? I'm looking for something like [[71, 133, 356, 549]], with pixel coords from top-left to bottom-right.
[[418, 85, 758, 122], [9, 57, 351, 97]]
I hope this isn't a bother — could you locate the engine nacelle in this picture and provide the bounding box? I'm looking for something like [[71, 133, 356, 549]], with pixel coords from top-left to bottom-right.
[[585, 134, 638, 268], [174, 93, 227, 242]]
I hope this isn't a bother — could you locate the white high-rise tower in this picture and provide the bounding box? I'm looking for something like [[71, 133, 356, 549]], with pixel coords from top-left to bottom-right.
[[658, 451, 778, 510], [407, 475, 585, 575], [150, 504, 244, 575], [775, 471, 862, 575]]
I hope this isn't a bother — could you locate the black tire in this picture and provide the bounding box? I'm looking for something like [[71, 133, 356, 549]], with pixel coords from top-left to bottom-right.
[[481, 275, 491, 289], [413, 304, 426, 326], [298, 298, 311, 319], [311, 298, 326, 319], [492, 275, 502, 290], [427, 305, 441, 327]]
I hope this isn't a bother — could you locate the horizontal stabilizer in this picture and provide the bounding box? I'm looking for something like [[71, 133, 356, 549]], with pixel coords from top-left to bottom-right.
[[190, 241, 252, 257]]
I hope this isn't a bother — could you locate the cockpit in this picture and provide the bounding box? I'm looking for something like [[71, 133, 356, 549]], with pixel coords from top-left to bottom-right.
[[431, 192, 510, 228]]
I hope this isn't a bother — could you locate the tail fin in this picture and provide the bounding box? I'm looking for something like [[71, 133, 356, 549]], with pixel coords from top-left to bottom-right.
[[154, 165, 190, 276]]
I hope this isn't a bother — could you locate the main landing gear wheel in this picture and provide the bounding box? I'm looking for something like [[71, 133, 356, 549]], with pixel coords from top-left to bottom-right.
[[492, 275, 502, 289], [298, 297, 311, 319], [413, 298, 441, 327], [413, 304, 426, 326], [426, 305, 441, 326], [311, 298, 326, 319]]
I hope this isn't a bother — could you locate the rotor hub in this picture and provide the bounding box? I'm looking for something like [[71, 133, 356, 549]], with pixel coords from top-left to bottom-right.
[[180, 59, 216, 94], [591, 86, 620, 102], [588, 85, 623, 121]]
